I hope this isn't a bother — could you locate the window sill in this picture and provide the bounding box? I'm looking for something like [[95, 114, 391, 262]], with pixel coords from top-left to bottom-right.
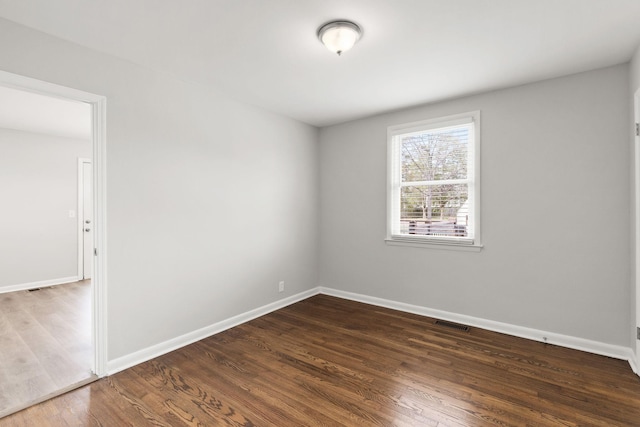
[[385, 238, 483, 252]]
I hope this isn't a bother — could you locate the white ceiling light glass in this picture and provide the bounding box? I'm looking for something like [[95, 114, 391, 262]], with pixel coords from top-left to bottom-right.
[[317, 20, 362, 56]]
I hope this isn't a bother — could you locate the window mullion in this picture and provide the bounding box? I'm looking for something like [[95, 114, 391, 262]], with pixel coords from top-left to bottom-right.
[[401, 178, 469, 187]]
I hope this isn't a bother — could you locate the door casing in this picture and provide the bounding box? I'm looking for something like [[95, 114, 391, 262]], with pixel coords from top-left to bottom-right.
[[635, 88, 640, 374], [0, 70, 108, 377]]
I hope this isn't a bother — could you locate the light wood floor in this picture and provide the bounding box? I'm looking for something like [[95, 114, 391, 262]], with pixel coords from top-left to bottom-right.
[[3, 294, 640, 426], [0, 280, 94, 418]]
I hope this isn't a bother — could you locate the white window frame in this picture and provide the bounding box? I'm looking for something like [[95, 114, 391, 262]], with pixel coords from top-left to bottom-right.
[[386, 111, 482, 251]]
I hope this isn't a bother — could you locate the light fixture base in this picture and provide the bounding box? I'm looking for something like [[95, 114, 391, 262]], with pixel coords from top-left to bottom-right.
[[317, 20, 362, 56]]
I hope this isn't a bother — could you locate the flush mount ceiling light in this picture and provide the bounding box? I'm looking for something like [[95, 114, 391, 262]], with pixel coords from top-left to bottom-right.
[[317, 20, 362, 56]]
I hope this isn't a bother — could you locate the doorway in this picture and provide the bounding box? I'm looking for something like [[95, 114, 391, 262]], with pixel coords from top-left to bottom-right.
[[0, 71, 106, 416]]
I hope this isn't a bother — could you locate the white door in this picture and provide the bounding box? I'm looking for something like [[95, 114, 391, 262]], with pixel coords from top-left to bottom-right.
[[80, 159, 92, 279]]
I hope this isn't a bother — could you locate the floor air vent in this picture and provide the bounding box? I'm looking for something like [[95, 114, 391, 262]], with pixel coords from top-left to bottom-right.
[[435, 320, 470, 332]]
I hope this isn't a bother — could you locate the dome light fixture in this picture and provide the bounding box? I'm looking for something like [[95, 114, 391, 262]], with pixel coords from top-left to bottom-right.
[[317, 20, 362, 56]]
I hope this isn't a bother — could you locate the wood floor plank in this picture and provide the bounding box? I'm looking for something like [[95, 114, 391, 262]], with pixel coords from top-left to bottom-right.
[[3, 294, 640, 426], [0, 280, 93, 416]]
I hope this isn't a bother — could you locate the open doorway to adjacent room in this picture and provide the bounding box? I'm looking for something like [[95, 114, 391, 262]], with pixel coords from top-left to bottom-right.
[[0, 76, 106, 417]]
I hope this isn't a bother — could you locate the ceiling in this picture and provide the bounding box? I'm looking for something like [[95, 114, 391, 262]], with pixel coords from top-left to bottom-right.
[[1, 0, 640, 127], [0, 85, 91, 140]]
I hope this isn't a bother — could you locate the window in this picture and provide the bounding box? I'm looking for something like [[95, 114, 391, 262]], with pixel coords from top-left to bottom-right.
[[387, 111, 481, 249]]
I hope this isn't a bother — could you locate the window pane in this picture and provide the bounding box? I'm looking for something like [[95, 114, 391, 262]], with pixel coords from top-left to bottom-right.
[[400, 126, 469, 182], [400, 184, 469, 237]]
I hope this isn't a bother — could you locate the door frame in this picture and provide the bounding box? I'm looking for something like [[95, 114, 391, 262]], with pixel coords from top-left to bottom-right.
[[78, 157, 92, 280], [635, 87, 640, 374], [0, 70, 108, 377]]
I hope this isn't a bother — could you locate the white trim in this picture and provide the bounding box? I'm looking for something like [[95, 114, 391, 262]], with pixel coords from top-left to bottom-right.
[[107, 286, 638, 375], [107, 288, 319, 375], [630, 355, 639, 375], [106, 285, 637, 376], [401, 178, 469, 187], [318, 286, 635, 368], [0, 70, 108, 377], [388, 114, 475, 136], [634, 87, 640, 376], [386, 110, 482, 251], [0, 71, 103, 104], [91, 96, 107, 377], [0, 276, 80, 294], [385, 238, 483, 251]]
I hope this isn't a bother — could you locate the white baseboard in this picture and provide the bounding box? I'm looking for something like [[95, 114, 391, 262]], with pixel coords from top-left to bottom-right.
[[106, 285, 639, 378], [107, 288, 319, 375], [319, 286, 636, 370], [0, 276, 80, 294], [629, 352, 638, 375]]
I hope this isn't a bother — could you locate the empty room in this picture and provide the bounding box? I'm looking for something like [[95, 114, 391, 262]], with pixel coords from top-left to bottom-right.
[[1, 1, 640, 425]]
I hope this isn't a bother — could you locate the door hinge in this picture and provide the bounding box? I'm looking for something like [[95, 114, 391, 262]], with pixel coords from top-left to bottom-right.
[[636, 123, 639, 137], [94, 248, 98, 256], [637, 326, 640, 340]]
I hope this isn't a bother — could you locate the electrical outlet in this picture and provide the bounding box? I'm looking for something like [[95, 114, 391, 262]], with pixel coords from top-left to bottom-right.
[[278, 281, 285, 293]]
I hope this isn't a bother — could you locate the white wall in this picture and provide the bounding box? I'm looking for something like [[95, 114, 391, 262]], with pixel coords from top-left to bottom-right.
[[319, 65, 631, 347], [0, 128, 90, 290], [0, 19, 319, 361], [0, 16, 633, 368]]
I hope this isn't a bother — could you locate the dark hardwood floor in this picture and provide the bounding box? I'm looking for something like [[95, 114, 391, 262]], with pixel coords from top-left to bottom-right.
[[3, 294, 640, 426], [0, 280, 94, 418]]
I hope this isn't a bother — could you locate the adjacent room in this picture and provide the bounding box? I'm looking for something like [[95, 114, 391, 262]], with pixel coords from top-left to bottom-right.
[[0, 86, 94, 416], [1, 1, 640, 425]]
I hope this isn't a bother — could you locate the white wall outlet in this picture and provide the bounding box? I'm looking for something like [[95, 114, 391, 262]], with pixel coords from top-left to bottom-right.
[[278, 281, 285, 293]]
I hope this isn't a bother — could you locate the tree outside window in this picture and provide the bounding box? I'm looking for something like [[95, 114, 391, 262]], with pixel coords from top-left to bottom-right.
[[388, 112, 480, 247]]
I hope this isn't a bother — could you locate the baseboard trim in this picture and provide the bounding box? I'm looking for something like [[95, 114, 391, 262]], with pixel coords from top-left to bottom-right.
[[318, 286, 635, 369], [629, 352, 638, 375], [106, 285, 639, 378], [107, 288, 319, 375], [0, 276, 80, 294]]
